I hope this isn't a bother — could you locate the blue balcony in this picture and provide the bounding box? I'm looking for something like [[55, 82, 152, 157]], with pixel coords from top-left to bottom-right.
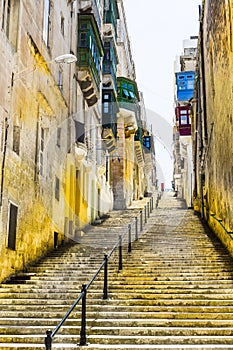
[[176, 71, 195, 102]]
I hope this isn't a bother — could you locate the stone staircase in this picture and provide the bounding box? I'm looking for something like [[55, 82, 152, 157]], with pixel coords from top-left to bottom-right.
[[1, 193, 233, 349]]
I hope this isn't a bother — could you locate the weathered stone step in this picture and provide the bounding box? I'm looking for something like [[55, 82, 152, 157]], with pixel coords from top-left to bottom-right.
[[72, 334, 233, 345], [2, 325, 233, 336], [2, 310, 233, 320], [1, 345, 233, 349], [2, 291, 233, 300], [2, 297, 233, 307], [2, 304, 233, 314], [2, 280, 233, 290], [2, 334, 233, 345], [2, 317, 233, 328], [18, 278, 233, 286]]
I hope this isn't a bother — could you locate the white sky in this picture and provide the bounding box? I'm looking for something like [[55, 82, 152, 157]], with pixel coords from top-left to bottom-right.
[[123, 0, 201, 188]]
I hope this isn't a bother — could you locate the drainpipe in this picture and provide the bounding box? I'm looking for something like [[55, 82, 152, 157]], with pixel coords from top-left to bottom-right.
[[0, 118, 9, 207], [198, 3, 207, 219]]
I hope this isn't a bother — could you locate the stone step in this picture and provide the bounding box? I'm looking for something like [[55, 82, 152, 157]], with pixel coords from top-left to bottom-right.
[[2, 325, 233, 336], [1, 345, 233, 350], [78, 334, 233, 345], [2, 298, 233, 307], [2, 334, 233, 345], [2, 280, 233, 290], [2, 291, 233, 300], [2, 317, 233, 328], [2, 303, 233, 313], [1, 310, 233, 320]]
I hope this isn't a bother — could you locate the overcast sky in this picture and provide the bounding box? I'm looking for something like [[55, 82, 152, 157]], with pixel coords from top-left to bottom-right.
[[123, 0, 201, 187]]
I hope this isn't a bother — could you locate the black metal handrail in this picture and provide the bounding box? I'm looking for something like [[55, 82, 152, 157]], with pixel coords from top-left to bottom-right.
[[44, 193, 160, 349]]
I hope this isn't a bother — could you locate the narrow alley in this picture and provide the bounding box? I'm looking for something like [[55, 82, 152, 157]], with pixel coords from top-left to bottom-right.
[[1, 192, 233, 349]]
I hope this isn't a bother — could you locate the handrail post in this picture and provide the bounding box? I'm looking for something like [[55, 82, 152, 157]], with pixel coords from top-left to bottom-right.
[[79, 284, 87, 346], [45, 329, 52, 350], [150, 198, 152, 213], [128, 224, 132, 253], [140, 210, 143, 231], [135, 217, 138, 241], [103, 254, 108, 300], [144, 206, 147, 224], [147, 202, 150, 218], [152, 196, 154, 210], [119, 235, 123, 270]]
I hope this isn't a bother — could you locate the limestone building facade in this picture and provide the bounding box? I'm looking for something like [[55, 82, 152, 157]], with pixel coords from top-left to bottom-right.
[[192, 0, 233, 254], [0, 0, 155, 282]]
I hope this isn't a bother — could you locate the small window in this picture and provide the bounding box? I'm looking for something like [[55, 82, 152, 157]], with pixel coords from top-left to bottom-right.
[[75, 121, 85, 143], [104, 93, 110, 101], [104, 49, 110, 60], [58, 70, 63, 91], [122, 89, 129, 98], [80, 32, 87, 47], [180, 116, 188, 125], [2, 0, 20, 49], [61, 15, 64, 36], [13, 125, 20, 155], [7, 202, 18, 250], [128, 91, 135, 99], [57, 127, 61, 147], [179, 75, 184, 80], [104, 102, 109, 113], [187, 81, 194, 89], [40, 127, 45, 175], [55, 177, 60, 201], [81, 22, 88, 30], [43, 0, 51, 47]]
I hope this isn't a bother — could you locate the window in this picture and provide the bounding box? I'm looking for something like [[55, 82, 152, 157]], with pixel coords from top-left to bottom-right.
[[80, 32, 87, 47], [60, 15, 64, 36], [104, 102, 109, 113], [122, 89, 129, 98], [75, 121, 85, 143], [1, 0, 10, 38], [1, 0, 6, 31], [57, 127, 61, 147], [43, 0, 50, 47], [40, 127, 45, 175], [81, 23, 88, 30], [7, 202, 18, 250], [180, 115, 188, 125], [187, 80, 194, 89], [55, 177, 60, 201], [58, 70, 63, 91], [1, 0, 19, 49], [13, 125, 20, 155]]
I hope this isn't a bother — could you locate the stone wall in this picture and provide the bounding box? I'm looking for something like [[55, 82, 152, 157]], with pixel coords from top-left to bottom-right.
[[193, 0, 233, 254]]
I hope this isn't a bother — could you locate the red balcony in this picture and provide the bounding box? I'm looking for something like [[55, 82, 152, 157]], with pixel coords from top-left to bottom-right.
[[175, 105, 192, 136]]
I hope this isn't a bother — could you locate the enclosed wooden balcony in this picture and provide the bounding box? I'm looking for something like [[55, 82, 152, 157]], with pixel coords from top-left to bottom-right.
[[103, 39, 118, 91], [102, 89, 118, 152], [103, 0, 119, 40], [117, 77, 140, 131], [77, 14, 104, 107]]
